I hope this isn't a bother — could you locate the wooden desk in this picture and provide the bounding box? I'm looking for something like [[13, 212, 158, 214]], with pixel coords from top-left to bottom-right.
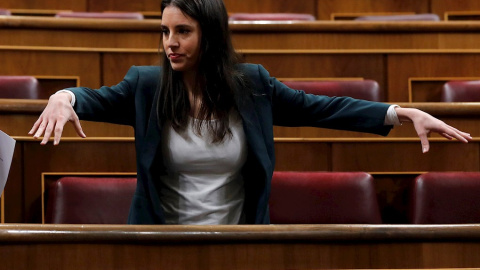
[[1, 224, 480, 269], [3, 18, 480, 102], [3, 17, 480, 50], [2, 100, 479, 223]]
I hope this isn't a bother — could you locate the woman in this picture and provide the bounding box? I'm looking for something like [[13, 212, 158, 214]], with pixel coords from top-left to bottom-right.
[[30, 0, 471, 224]]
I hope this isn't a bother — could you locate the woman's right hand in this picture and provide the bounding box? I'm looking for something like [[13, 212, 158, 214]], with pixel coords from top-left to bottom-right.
[[28, 92, 86, 145]]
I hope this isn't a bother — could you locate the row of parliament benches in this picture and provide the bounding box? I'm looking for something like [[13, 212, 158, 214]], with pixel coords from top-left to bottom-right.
[[2, 17, 480, 102], [1, 18, 480, 224], [3, 75, 480, 102], [1, 100, 479, 224], [37, 171, 480, 225], [1, 12, 480, 270], [3, 0, 480, 21]]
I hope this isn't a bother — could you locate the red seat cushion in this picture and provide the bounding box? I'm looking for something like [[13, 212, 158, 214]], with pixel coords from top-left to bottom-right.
[[354, 14, 440, 21], [270, 172, 382, 224], [0, 9, 11, 16], [55, 12, 144, 20], [229, 13, 315, 21], [441, 80, 480, 102], [0, 76, 39, 99], [45, 177, 137, 224], [410, 172, 480, 224], [282, 80, 382, 101]]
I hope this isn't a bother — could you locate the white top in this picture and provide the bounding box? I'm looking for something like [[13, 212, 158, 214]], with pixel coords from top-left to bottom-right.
[[159, 111, 248, 224]]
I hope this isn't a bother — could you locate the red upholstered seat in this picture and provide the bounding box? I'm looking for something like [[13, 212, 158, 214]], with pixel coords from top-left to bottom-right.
[[0, 9, 11, 16], [354, 14, 440, 21], [45, 176, 137, 224], [229, 13, 315, 21], [270, 172, 382, 224], [55, 11, 144, 20], [282, 80, 382, 101], [441, 80, 480, 102], [410, 172, 480, 224], [0, 76, 39, 99]]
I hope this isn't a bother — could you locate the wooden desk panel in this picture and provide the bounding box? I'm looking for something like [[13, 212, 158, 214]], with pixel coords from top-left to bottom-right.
[[242, 52, 386, 95], [2, 101, 480, 223], [1, 224, 480, 269], [88, 0, 161, 13], [6, 138, 478, 223], [21, 139, 136, 223], [316, 0, 429, 21], [4, 47, 480, 103], [0, 17, 161, 49], [4, 17, 480, 50], [224, 0, 316, 15], [0, 0, 85, 10], [0, 49, 101, 89], [388, 53, 480, 102], [330, 140, 479, 172], [432, 0, 480, 20]]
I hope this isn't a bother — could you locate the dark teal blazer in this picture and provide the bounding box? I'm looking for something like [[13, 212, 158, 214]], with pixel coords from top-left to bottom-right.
[[69, 64, 392, 224]]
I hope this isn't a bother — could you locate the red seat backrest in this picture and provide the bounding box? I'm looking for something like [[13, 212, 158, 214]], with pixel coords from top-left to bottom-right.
[[45, 176, 137, 224], [0, 76, 39, 99], [441, 80, 480, 102], [410, 172, 480, 224], [270, 171, 382, 224], [354, 13, 440, 21], [229, 13, 315, 21], [55, 11, 144, 20], [0, 9, 11, 16], [282, 80, 382, 101]]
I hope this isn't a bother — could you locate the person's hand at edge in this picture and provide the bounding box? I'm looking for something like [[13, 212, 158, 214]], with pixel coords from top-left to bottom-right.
[[28, 92, 86, 145], [395, 107, 472, 153]]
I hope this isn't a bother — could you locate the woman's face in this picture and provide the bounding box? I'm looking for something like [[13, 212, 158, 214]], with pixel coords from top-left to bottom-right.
[[161, 6, 202, 74]]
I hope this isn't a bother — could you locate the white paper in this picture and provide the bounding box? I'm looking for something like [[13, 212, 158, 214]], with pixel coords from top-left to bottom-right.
[[0, 130, 15, 195]]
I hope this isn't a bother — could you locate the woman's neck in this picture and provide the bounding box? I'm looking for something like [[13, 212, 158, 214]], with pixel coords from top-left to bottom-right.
[[182, 71, 203, 118]]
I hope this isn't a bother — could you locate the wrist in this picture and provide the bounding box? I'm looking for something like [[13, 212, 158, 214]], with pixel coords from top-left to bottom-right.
[[54, 90, 75, 106], [394, 107, 417, 123]]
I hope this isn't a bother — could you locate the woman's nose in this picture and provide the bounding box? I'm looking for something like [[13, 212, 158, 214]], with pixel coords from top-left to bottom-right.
[[166, 34, 179, 48]]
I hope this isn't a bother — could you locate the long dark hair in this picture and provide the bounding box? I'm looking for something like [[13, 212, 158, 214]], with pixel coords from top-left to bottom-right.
[[158, 0, 247, 143]]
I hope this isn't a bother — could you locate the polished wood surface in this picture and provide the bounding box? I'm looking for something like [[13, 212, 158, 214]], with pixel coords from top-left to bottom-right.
[[4, 18, 480, 103], [5, 47, 480, 103], [4, 17, 480, 50], [1, 16, 480, 224], [1, 224, 480, 269], [224, 0, 317, 16], [3, 0, 480, 21], [4, 136, 478, 223], [316, 0, 429, 20]]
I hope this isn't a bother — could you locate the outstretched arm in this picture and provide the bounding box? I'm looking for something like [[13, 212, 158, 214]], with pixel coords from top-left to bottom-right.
[[28, 92, 86, 145], [394, 107, 472, 153]]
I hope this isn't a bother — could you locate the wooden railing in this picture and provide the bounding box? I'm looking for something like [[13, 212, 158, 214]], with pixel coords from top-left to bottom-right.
[[1, 224, 480, 269], [2, 0, 480, 21]]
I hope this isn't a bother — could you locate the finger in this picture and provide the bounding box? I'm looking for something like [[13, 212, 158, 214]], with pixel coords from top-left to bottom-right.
[[441, 133, 454, 140], [53, 123, 64, 145], [29, 117, 42, 135], [34, 121, 47, 139], [419, 133, 430, 153], [443, 128, 470, 143], [72, 117, 86, 138], [40, 121, 56, 145], [444, 125, 472, 140]]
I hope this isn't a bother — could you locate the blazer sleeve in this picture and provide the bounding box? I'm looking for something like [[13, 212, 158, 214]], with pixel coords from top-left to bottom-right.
[[66, 66, 140, 126], [255, 64, 393, 136]]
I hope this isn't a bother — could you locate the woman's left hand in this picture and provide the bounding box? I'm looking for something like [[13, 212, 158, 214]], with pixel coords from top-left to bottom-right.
[[395, 107, 472, 153]]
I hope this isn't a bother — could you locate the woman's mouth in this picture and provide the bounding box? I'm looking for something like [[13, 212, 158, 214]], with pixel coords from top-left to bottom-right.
[[168, 53, 183, 60]]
